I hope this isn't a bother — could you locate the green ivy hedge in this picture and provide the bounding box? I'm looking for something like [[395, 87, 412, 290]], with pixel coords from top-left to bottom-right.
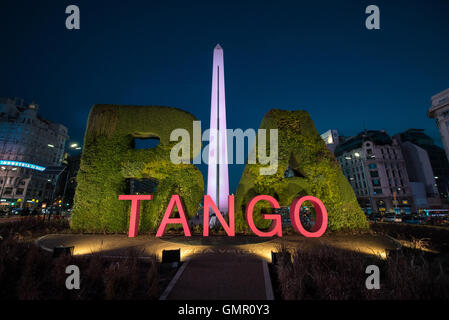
[[234, 109, 368, 231], [70, 105, 203, 233], [72, 105, 367, 234]]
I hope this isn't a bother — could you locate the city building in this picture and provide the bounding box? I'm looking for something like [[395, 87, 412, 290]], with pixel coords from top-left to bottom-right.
[[394, 129, 449, 207], [394, 140, 440, 209], [320, 129, 340, 153], [428, 87, 449, 160], [333, 130, 414, 214], [0, 98, 68, 208]]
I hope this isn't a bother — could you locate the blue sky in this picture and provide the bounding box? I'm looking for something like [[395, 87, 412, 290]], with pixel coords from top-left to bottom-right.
[[1, 0, 449, 192]]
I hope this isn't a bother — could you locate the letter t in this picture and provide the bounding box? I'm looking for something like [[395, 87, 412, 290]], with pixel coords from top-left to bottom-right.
[[119, 195, 153, 238]]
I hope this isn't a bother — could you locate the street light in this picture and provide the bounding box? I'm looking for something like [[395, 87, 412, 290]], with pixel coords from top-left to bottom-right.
[[56, 142, 81, 210], [68, 142, 82, 152]]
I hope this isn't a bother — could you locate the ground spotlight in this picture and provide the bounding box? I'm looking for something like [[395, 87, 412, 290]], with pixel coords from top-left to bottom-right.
[[271, 251, 291, 265], [162, 249, 181, 264], [53, 246, 74, 258]]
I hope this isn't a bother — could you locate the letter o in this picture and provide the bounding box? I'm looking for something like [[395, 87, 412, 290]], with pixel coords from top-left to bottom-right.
[[289, 196, 328, 237]]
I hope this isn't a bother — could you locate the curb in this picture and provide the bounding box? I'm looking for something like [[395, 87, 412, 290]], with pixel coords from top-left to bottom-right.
[[35, 234, 53, 253], [159, 259, 191, 300], [262, 260, 274, 300], [385, 234, 403, 251]]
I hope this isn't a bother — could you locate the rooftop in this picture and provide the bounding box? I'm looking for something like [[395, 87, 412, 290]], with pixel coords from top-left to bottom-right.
[[334, 130, 392, 156]]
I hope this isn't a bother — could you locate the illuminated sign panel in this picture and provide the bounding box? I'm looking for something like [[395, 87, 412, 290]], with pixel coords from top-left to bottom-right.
[[0, 160, 46, 172]]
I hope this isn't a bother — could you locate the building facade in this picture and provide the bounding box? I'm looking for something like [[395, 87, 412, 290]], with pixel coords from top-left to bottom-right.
[[428, 87, 449, 160], [394, 129, 448, 207], [333, 130, 414, 214], [0, 98, 68, 207], [396, 141, 440, 209], [320, 129, 340, 153]]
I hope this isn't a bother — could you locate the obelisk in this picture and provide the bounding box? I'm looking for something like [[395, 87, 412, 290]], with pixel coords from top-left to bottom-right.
[[207, 44, 229, 213]]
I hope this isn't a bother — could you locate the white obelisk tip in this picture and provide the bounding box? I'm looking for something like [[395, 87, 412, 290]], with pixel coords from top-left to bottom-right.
[[207, 43, 229, 214]]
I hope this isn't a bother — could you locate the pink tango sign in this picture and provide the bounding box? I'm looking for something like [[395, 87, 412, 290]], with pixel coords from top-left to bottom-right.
[[119, 194, 328, 238]]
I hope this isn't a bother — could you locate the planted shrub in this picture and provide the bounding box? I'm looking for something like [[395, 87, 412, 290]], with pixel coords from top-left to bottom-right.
[[235, 109, 368, 231], [275, 245, 449, 300], [71, 105, 204, 233]]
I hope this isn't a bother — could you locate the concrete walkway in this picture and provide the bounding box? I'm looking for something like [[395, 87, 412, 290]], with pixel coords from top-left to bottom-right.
[[163, 253, 270, 300], [35, 233, 400, 300], [36, 233, 400, 261]]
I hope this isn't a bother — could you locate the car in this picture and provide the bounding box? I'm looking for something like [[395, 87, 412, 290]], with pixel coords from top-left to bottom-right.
[[419, 216, 431, 224], [404, 216, 421, 224], [383, 214, 401, 223], [12, 208, 23, 215], [430, 217, 447, 225]]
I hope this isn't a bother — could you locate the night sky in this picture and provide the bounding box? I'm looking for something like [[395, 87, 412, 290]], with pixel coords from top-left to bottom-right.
[[1, 0, 449, 193]]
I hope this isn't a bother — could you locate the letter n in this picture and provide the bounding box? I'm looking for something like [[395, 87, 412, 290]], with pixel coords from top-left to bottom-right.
[[203, 195, 235, 236]]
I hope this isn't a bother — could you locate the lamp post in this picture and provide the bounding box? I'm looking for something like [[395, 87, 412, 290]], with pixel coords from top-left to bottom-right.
[[45, 141, 82, 218], [394, 187, 401, 215], [69, 142, 82, 151], [61, 142, 82, 208]]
